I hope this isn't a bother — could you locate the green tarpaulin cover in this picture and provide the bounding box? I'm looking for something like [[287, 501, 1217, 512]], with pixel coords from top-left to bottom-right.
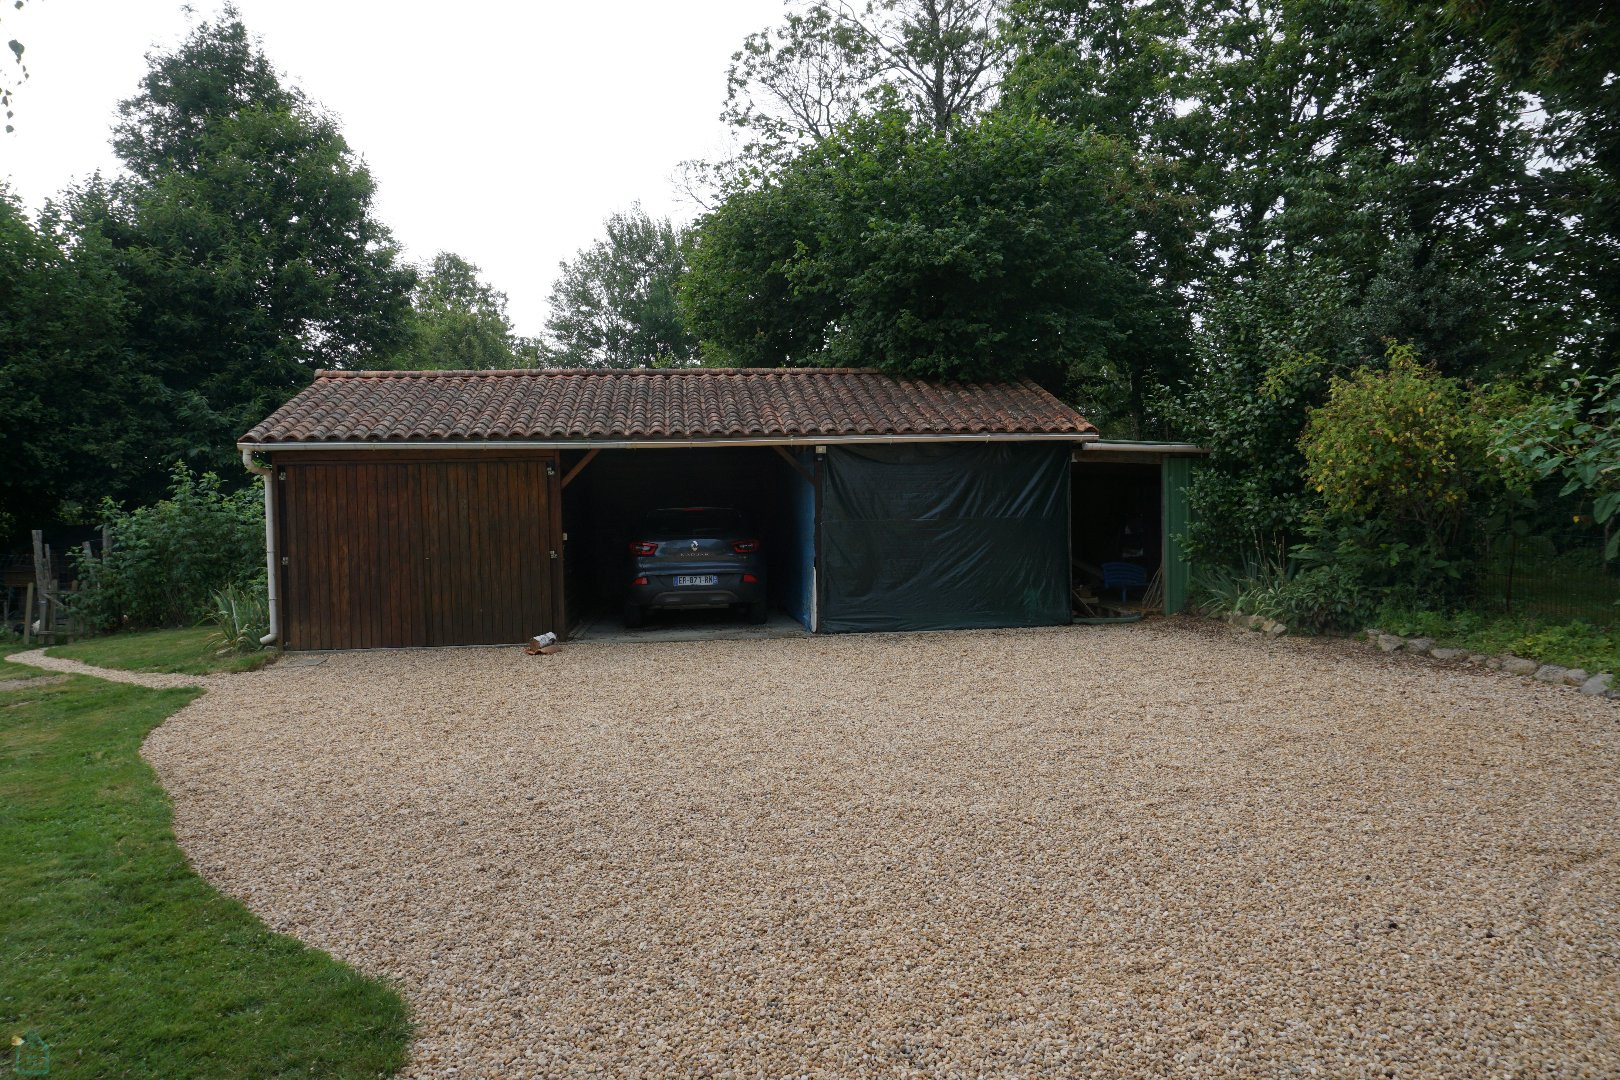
[[819, 443, 1072, 633]]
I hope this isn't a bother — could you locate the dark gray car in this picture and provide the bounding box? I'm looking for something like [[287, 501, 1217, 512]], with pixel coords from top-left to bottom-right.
[[624, 507, 767, 627]]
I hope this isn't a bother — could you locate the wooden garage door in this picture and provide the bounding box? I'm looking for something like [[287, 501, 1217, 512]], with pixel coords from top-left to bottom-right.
[[278, 455, 559, 649]]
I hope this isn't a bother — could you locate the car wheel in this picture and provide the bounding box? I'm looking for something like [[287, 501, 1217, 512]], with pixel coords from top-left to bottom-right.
[[623, 604, 645, 629], [747, 600, 768, 625]]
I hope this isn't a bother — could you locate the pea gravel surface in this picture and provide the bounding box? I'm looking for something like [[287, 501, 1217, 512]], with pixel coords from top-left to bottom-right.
[[143, 618, 1620, 1078]]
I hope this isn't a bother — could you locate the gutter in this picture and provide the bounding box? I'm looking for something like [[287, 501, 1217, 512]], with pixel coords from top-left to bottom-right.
[[1080, 440, 1207, 455], [235, 431, 1100, 453], [239, 449, 281, 647]]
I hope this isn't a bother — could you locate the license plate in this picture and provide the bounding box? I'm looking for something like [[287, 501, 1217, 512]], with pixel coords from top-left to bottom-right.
[[674, 574, 719, 587]]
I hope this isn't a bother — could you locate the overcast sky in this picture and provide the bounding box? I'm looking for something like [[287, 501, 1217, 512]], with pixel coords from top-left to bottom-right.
[[1, 0, 775, 336]]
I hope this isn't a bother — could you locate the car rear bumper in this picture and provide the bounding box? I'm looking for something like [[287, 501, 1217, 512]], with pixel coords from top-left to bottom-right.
[[630, 573, 764, 611]]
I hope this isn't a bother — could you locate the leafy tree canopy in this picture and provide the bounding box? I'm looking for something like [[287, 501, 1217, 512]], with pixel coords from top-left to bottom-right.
[[0, 185, 164, 536], [1006, 0, 1552, 378], [1439, 0, 1620, 373], [683, 109, 1189, 431], [692, 0, 1009, 196], [68, 6, 415, 488], [394, 252, 536, 369], [545, 206, 699, 369]]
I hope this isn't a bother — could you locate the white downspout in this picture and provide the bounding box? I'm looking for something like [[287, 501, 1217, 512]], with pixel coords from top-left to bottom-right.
[[240, 449, 281, 647]]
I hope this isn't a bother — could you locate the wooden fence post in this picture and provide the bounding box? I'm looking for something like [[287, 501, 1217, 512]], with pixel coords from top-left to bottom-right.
[[21, 583, 33, 645], [44, 543, 56, 639], [32, 531, 50, 641]]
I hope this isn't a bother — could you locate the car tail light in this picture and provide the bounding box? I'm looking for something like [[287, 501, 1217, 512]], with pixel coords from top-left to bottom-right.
[[631, 576, 649, 586], [742, 573, 759, 584], [628, 541, 657, 556], [731, 538, 760, 554]]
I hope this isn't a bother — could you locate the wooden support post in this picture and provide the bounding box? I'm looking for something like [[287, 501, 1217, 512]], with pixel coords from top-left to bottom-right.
[[101, 524, 113, 558], [22, 583, 33, 645]]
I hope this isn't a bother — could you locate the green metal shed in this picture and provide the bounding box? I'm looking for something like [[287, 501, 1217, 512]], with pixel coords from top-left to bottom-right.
[[1071, 441, 1206, 615]]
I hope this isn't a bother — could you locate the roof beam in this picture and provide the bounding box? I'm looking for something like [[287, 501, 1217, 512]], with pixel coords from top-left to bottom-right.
[[771, 445, 815, 484], [560, 448, 600, 489]]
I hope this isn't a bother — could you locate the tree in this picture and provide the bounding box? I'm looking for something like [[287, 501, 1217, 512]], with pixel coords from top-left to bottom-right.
[[2, 0, 24, 133], [545, 207, 699, 369], [682, 110, 1189, 430], [394, 253, 531, 369], [0, 186, 171, 537], [1154, 256, 1355, 562], [713, 0, 1010, 187], [1440, 0, 1620, 373], [1001, 1, 1204, 314], [1004, 1, 1190, 143], [71, 8, 414, 483], [1007, 1, 1550, 377]]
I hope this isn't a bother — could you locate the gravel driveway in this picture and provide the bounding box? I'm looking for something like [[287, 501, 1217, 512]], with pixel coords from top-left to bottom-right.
[[145, 619, 1620, 1077]]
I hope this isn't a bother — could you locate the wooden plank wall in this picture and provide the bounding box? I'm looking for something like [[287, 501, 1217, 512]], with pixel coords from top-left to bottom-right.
[[277, 454, 559, 649]]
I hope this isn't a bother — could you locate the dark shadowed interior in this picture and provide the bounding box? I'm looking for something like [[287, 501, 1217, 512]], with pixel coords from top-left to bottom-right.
[[559, 447, 815, 632], [1071, 461, 1162, 603]]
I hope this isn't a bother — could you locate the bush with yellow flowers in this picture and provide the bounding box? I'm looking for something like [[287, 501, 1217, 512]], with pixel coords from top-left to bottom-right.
[[1296, 344, 1526, 601]]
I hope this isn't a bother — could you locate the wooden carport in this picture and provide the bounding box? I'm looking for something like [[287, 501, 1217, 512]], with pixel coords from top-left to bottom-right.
[[241, 367, 1097, 650]]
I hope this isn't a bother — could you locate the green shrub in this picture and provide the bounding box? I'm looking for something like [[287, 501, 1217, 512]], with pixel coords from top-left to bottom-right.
[[1297, 345, 1525, 604], [1191, 543, 1288, 616], [1493, 371, 1620, 559], [1192, 546, 1369, 633], [203, 582, 270, 654], [1293, 518, 1476, 609], [1508, 622, 1620, 674], [1266, 563, 1368, 634], [72, 464, 266, 632]]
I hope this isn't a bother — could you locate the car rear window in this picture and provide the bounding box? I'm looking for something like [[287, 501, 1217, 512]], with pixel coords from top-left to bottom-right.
[[642, 507, 750, 537]]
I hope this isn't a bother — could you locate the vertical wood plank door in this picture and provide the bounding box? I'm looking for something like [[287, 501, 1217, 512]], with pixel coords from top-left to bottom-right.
[[279, 456, 557, 649]]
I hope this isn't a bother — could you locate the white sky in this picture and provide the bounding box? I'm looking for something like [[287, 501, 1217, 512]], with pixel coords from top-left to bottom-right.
[[0, 0, 775, 336]]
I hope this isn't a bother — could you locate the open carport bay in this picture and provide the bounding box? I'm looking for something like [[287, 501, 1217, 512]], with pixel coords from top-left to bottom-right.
[[558, 447, 814, 634]]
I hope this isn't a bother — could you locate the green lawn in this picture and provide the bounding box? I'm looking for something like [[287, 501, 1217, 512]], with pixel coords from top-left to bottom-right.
[[0, 651, 410, 1078], [47, 627, 276, 676]]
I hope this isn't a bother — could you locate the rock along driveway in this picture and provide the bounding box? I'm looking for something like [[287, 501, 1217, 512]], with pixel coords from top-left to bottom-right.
[[143, 619, 1620, 1078]]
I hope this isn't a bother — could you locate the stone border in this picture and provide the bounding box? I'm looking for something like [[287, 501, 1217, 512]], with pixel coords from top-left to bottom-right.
[[1363, 630, 1617, 699], [1216, 612, 1618, 700]]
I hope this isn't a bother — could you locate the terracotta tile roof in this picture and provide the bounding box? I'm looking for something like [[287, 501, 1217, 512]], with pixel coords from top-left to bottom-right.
[[241, 368, 1096, 444]]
